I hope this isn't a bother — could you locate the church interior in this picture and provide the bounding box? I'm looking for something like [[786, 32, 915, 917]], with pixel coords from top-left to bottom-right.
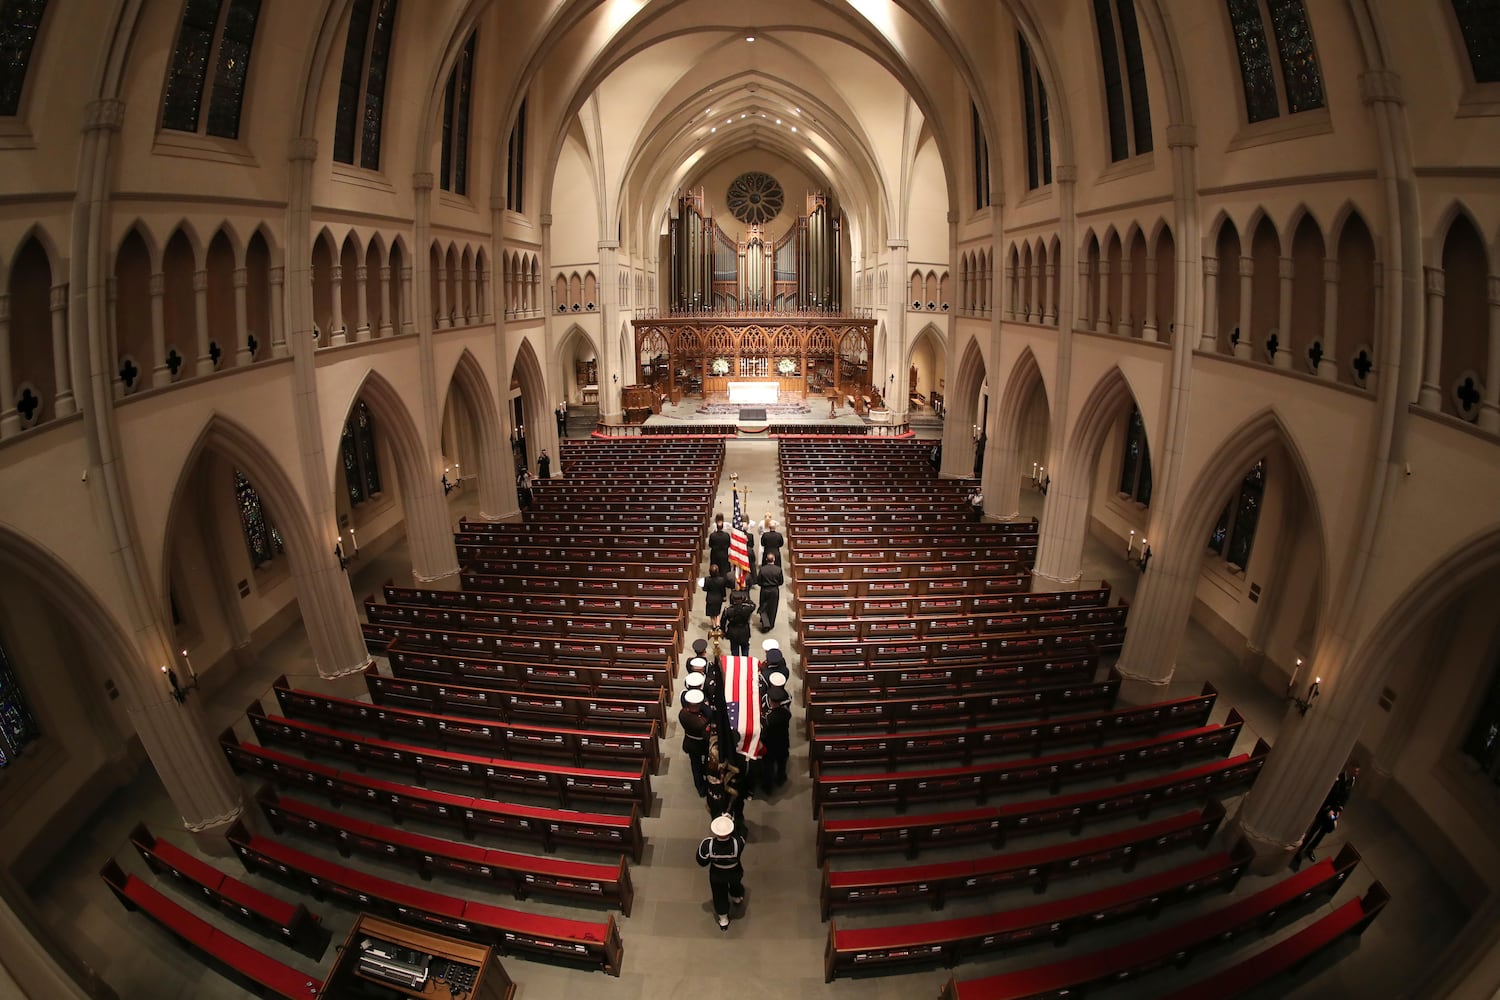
[[0, 1, 1499, 997]]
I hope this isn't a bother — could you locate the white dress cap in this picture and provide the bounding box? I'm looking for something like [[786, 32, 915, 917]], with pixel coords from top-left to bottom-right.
[[685, 672, 705, 689], [762, 638, 780, 652], [710, 815, 736, 837], [687, 656, 708, 672], [768, 671, 788, 687], [683, 688, 705, 705]]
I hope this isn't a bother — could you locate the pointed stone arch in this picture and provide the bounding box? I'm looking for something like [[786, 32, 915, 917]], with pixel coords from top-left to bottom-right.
[[441, 349, 511, 519], [333, 368, 457, 581], [945, 332, 989, 481], [1116, 407, 1329, 693], [988, 347, 1050, 521], [162, 413, 368, 679], [510, 335, 554, 469]]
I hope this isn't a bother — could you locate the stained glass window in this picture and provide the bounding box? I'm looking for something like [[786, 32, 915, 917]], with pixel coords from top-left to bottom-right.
[[1267, 0, 1324, 113], [333, 0, 398, 169], [161, 0, 261, 138], [1226, 0, 1280, 123], [440, 31, 476, 195], [971, 102, 990, 210], [1208, 504, 1231, 554], [1117, 0, 1154, 153], [506, 98, 528, 212], [0, 635, 38, 768], [1462, 655, 1500, 787], [236, 469, 275, 568], [1018, 35, 1045, 191], [1220, 459, 1267, 569], [342, 401, 381, 506], [1117, 407, 1153, 506], [0, 0, 48, 117], [1452, 0, 1500, 83], [1093, 0, 1130, 162]]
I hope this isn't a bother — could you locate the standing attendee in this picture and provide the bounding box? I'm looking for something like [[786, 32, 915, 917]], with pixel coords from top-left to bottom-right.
[[703, 565, 730, 627], [929, 442, 941, 471], [754, 554, 784, 631], [695, 816, 746, 931], [757, 681, 791, 794], [973, 431, 986, 477], [679, 688, 712, 797], [758, 519, 783, 566], [708, 514, 731, 574], [968, 488, 984, 523], [516, 469, 533, 509], [555, 401, 567, 437], [537, 449, 551, 480], [1294, 762, 1361, 866], [722, 592, 754, 657]]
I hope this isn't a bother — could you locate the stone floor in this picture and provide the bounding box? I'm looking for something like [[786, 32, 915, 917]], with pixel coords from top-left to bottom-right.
[[27, 438, 1469, 1000]]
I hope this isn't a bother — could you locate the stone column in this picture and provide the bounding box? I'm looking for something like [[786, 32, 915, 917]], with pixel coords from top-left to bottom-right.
[[401, 266, 414, 334], [1042, 262, 1056, 325], [1273, 256, 1294, 369], [1003, 265, 1016, 320], [1113, 549, 1197, 699], [1319, 258, 1340, 380], [435, 265, 450, 329], [378, 265, 394, 337], [470, 265, 481, 324], [328, 264, 346, 345], [0, 296, 17, 438], [354, 265, 371, 341], [886, 238, 910, 422], [106, 279, 123, 398], [1094, 260, 1112, 334], [233, 267, 252, 366], [1234, 255, 1254, 359], [1418, 267, 1444, 411], [193, 270, 213, 374], [1480, 276, 1500, 433], [1076, 260, 1091, 330], [1119, 260, 1136, 337], [1141, 257, 1159, 341], [1029, 264, 1042, 323], [49, 285, 76, 416], [1199, 256, 1219, 352], [269, 266, 287, 358], [479, 261, 491, 322], [149, 272, 170, 383]]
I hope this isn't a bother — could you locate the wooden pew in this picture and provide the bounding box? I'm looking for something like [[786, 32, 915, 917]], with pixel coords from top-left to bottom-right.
[[820, 801, 1225, 919], [245, 704, 652, 808], [220, 730, 644, 859], [385, 644, 670, 700], [795, 587, 1107, 621], [797, 605, 1127, 644], [365, 667, 667, 730], [366, 600, 681, 651], [803, 652, 1100, 703], [460, 569, 690, 601], [812, 714, 1244, 814], [937, 844, 1369, 1000], [815, 740, 1270, 864], [99, 860, 323, 999], [378, 583, 688, 634], [806, 672, 1121, 732], [824, 840, 1254, 981], [271, 676, 660, 772], [254, 786, 636, 915], [1159, 882, 1390, 1000], [127, 823, 329, 959], [808, 683, 1217, 770], [227, 821, 625, 976]]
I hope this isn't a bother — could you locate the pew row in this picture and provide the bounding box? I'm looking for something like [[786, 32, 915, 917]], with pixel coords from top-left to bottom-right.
[[127, 823, 329, 960], [368, 624, 677, 672], [823, 839, 1254, 981], [803, 652, 1099, 703], [365, 667, 667, 730], [386, 644, 670, 700], [821, 801, 1225, 919], [812, 713, 1245, 814], [227, 821, 625, 976], [99, 860, 322, 999], [805, 671, 1121, 731], [219, 732, 644, 860], [937, 845, 1373, 1000], [254, 785, 635, 915], [815, 740, 1269, 864], [379, 581, 688, 632], [365, 600, 681, 651]]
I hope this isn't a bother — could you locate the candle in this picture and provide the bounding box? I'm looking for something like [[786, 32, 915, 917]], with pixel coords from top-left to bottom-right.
[[1033, 462, 1038, 478], [349, 527, 358, 556], [1288, 656, 1301, 695], [1127, 530, 1135, 556], [181, 648, 196, 683]]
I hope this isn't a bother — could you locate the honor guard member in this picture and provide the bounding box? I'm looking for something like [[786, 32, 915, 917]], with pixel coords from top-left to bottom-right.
[[758, 678, 792, 794], [696, 815, 746, 931], [681, 669, 707, 707], [702, 565, 730, 627], [708, 514, 732, 572], [759, 640, 782, 685], [722, 592, 755, 657], [754, 553, 784, 630], [758, 519, 784, 566], [679, 688, 712, 797]]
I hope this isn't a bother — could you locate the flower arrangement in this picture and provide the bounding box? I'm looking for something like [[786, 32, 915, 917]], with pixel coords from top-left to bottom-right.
[[777, 358, 796, 375], [711, 358, 730, 375]]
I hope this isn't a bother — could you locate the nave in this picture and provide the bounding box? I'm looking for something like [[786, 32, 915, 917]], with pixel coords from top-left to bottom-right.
[[26, 437, 1467, 999]]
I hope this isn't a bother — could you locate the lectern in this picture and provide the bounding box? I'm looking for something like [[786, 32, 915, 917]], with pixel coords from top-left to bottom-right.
[[319, 914, 516, 1000]]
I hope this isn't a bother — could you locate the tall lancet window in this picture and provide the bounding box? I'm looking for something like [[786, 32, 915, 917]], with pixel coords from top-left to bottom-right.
[[1208, 459, 1267, 570], [0, 635, 38, 768], [342, 401, 383, 506], [334, 0, 399, 169], [1451, 0, 1500, 83], [1017, 34, 1053, 190], [440, 30, 476, 195], [236, 469, 283, 568], [1225, 0, 1324, 123], [1092, 0, 1153, 160], [0, 0, 48, 117], [1463, 657, 1500, 787], [161, 0, 263, 139], [1117, 407, 1153, 506]]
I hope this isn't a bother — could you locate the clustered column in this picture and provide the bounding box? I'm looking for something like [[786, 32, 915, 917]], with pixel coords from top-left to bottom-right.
[[435, 264, 450, 329], [1141, 258, 1159, 341], [1117, 259, 1134, 337], [1076, 260, 1091, 329], [149, 272, 170, 383], [401, 266, 415, 334], [269, 266, 288, 358], [1482, 276, 1500, 434], [1274, 256, 1294, 369], [0, 295, 17, 438], [328, 264, 346, 346], [1042, 261, 1056, 325], [1418, 266, 1444, 411], [354, 265, 371, 341], [233, 268, 252, 366], [49, 285, 76, 416], [1199, 256, 1219, 352], [1319, 258, 1340, 381], [1234, 255, 1254, 359], [193, 269, 213, 374], [378, 265, 394, 338], [1004, 264, 1017, 320], [1094, 260, 1111, 334]]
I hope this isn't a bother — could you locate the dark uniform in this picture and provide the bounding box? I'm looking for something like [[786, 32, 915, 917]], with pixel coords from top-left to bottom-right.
[[537, 450, 551, 479], [679, 693, 711, 797], [696, 818, 746, 930], [754, 558, 784, 630], [759, 527, 784, 565], [757, 690, 791, 793], [703, 571, 730, 622], [708, 527, 731, 574], [722, 596, 754, 657]]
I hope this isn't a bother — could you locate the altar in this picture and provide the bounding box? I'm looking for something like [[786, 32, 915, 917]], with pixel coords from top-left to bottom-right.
[[728, 381, 780, 405]]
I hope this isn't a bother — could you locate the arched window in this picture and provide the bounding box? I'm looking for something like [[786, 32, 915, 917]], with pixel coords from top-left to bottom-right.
[[1463, 653, 1500, 787], [0, 634, 38, 768], [1208, 459, 1266, 570], [1451, 0, 1500, 83], [1225, 0, 1325, 124], [506, 97, 528, 212], [161, 0, 263, 139], [971, 102, 990, 209], [1093, 0, 1153, 160], [1117, 407, 1153, 506], [235, 469, 283, 568], [341, 400, 382, 506], [333, 0, 399, 169], [1017, 34, 1053, 190], [0, 0, 48, 117], [439, 30, 476, 195]]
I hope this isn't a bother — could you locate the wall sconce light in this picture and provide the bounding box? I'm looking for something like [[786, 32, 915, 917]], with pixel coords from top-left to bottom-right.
[[1030, 464, 1049, 496], [613, 373, 619, 384], [1126, 531, 1150, 572], [161, 664, 193, 704], [1286, 658, 1321, 715], [442, 464, 460, 496], [334, 540, 348, 572]]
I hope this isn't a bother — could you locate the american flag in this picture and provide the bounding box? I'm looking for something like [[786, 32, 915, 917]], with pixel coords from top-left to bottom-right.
[[721, 654, 763, 758], [728, 487, 750, 581]]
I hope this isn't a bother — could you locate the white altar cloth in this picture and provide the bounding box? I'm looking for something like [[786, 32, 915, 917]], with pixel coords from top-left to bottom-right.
[[728, 381, 779, 405]]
